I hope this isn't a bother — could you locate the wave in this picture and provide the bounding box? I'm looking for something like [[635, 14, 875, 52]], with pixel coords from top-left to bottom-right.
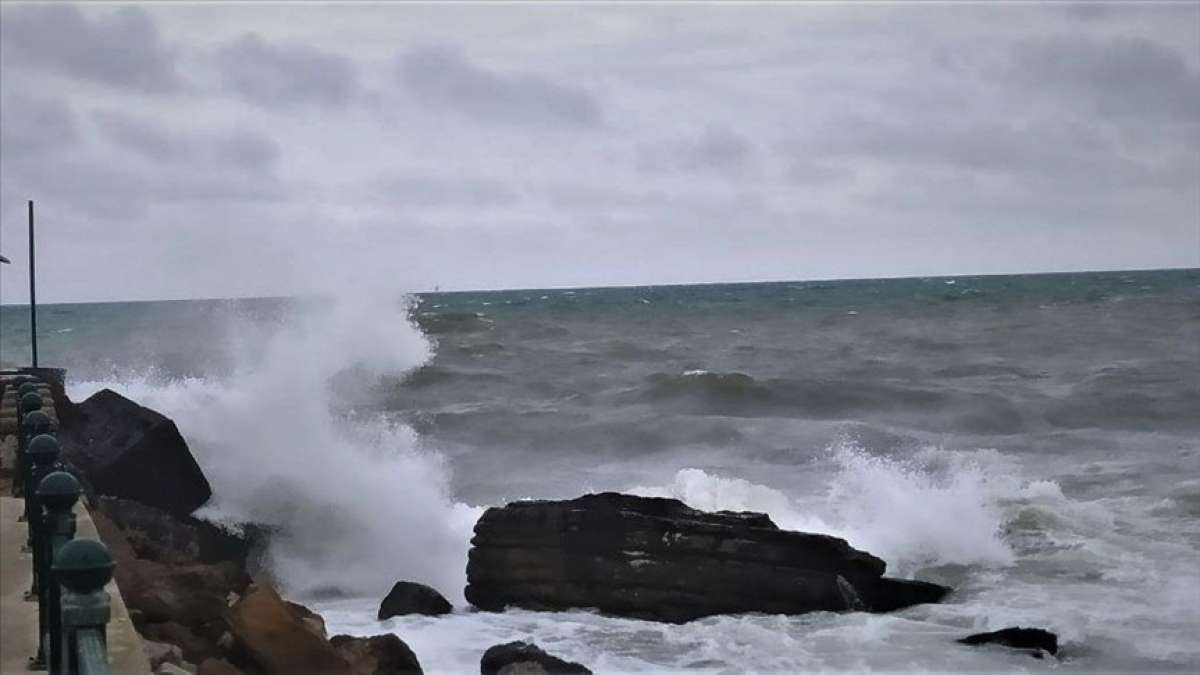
[[629, 371, 1028, 434], [630, 444, 1018, 575], [71, 293, 480, 602]]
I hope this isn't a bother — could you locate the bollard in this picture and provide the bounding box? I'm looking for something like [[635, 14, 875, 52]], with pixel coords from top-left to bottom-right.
[[25, 434, 61, 598], [37, 472, 81, 675], [19, 410, 52, 519], [14, 392, 44, 499], [53, 539, 115, 675], [18, 380, 41, 397]]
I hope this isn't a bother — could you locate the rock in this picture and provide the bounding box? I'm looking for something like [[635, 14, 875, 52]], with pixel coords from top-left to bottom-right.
[[58, 388, 211, 517], [95, 496, 259, 570], [225, 583, 356, 675], [377, 581, 452, 619], [480, 642, 591, 675], [140, 621, 223, 665], [197, 659, 245, 675], [156, 664, 191, 675], [465, 492, 950, 623], [285, 600, 328, 640], [958, 627, 1059, 657], [330, 634, 423, 675], [145, 639, 185, 670]]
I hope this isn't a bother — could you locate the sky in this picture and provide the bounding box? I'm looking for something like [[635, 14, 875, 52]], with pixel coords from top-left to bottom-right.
[[0, 1, 1197, 304]]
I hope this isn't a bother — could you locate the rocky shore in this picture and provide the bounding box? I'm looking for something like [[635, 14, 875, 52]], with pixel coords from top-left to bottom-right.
[[28, 379, 1063, 673]]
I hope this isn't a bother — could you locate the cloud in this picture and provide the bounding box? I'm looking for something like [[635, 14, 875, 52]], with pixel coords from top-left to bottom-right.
[[0, 4, 179, 92], [92, 110, 280, 171], [637, 126, 754, 174], [377, 174, 518, 209], [1011, 35, 1200, 123], [216, 33, 358, 108], [397, 46, 602, 128], [0, 90, 77, 157]]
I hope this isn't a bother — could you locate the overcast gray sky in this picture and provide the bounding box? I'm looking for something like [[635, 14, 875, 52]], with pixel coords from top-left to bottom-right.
[[0, 1, 1197, 303]]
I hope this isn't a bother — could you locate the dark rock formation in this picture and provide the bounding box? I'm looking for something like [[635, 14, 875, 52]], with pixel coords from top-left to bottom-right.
[[330, 634, 423, 675], [465, 492, 949, 623], [378, 581, 453, 620], [958, 627, 1059, 657], [58, 388, 210, 517], [196, 659, 246, 675], [225, 584, 357, 675], [480, 642, 591, 675], [95, 496, 260, 570]]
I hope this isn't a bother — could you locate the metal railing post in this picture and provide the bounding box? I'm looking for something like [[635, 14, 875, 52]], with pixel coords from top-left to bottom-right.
[[20, 409, 52, 532], [25, 434, 62, 670], [37, 471, 80, 675], [12, 379, 39, 498], [16, 391, 44, 505], [53, 539, 115, 675]]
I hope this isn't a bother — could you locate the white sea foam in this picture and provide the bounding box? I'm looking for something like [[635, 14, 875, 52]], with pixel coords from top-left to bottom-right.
[[70, 293, 480, 601]]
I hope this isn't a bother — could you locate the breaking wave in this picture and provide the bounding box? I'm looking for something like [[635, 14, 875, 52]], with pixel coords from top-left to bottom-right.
[[70, 293, 480, 602]]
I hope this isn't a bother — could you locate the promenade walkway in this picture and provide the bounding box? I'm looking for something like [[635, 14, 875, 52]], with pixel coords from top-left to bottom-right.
[[0, 375, 150, 675]]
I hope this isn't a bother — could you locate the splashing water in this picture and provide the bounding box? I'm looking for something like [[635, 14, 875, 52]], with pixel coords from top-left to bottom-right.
[[71, 293, 480, 601]]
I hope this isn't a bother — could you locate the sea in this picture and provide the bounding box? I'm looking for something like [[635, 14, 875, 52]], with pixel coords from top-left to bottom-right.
[[2, 268, 1198, 673]]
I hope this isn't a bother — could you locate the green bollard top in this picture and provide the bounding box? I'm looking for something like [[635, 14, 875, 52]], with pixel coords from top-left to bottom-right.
[[37, 471, 82, 511], [21, 410, 51, 436], [27, 434, 61, 465], [17, 381, 40, 397], [19, 392, 43, 414], [52, 539, 116, 593]]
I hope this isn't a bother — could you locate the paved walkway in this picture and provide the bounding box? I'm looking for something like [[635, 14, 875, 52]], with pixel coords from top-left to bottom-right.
[[0, 374, 150, 675]]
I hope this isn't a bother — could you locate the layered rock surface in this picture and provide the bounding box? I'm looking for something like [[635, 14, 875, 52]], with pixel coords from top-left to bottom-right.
[[465, 492, 949, 623]]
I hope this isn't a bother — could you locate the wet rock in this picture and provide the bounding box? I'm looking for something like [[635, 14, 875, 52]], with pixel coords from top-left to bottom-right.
[[378, 581, 452, 619], [285, 600, 327, 640], [58, 388, 210, 517], [465, 492, 949, 623], [480, 642, 591, 675], [330, 634, 423, 675], [225, 584, 357, 675], [95, 496, 259, 569], [197, 659, 246, 675], [144, 639, 184, 670], [958, 626, 1059, 657]]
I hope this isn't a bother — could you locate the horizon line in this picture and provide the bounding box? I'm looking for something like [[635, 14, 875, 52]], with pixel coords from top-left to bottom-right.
[[0, 264, 1196, 307]]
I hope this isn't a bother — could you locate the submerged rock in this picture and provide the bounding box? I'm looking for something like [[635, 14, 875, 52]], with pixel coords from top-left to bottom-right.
[[59, 388, 211, 517], [378, 581, 453, 619], [480, 641, 591, 675], [958, 627, 1059, 657], [465, 492, 949, 623]]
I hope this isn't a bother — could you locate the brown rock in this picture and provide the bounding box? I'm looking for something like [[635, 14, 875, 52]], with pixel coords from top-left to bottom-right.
[[140, 621, 222, 665], [197, 659, 246, 675], [285, 600, 327, 640], [330, 634, 423, 675], [225, 584, 356, 675]]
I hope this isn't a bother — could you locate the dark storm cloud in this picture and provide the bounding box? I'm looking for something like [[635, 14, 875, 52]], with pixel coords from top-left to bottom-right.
[[0, 90, 77, 157], [398, 46, 602, 128], [216, 33, 358, 108], [0, 4, 178, 92], [1012, 35, 1200, 123], [637, 127, 754, 173]]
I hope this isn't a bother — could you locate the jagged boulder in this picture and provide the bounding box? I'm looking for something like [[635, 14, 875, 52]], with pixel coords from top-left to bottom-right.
[[58, 388, 210, 517], [378, 581, 452, 620], [465, 492, 949, 623], [330, 634, 423, 675], [225, 584, 356, 675], [480, 642, 591, 675]]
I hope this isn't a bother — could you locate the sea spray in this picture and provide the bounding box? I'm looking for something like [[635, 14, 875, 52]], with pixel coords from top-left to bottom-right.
[[630, 443, 1017, 575], [71, 293, 481, 602]]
